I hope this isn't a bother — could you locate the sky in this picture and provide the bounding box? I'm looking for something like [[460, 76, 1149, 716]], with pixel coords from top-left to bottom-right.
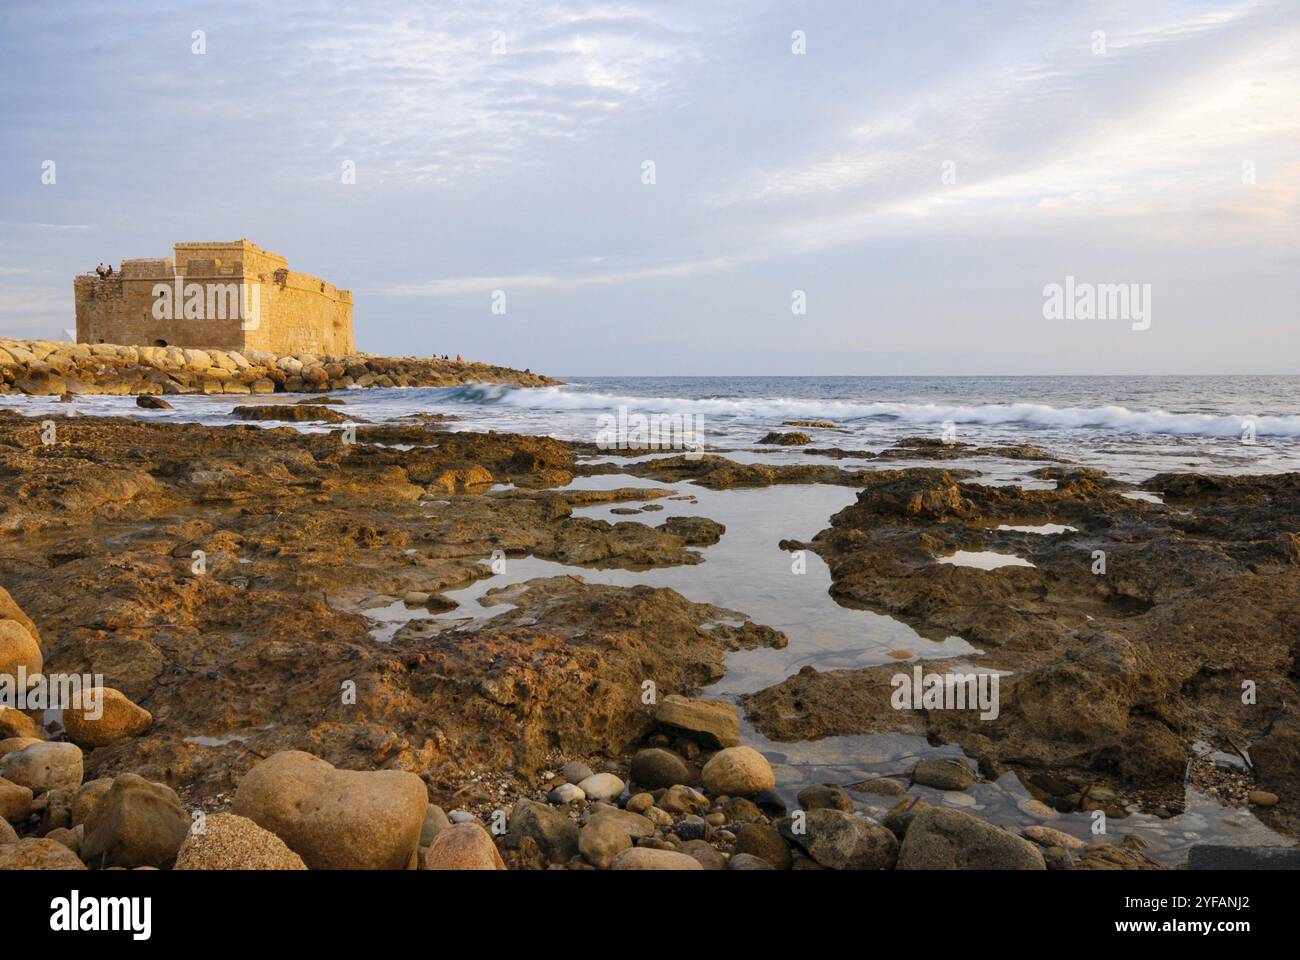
[[0, 0, 1297, 375]]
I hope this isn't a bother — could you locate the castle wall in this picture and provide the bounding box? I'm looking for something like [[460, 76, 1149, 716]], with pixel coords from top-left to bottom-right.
[[74, 240, 354, 354]]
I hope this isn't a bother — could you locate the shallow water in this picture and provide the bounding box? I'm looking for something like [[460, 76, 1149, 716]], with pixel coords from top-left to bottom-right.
[[360, 467, 1292, 864], [935, 550, 1036, 570]]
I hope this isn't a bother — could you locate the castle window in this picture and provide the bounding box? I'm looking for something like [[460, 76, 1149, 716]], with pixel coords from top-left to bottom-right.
[[154, 339, 168, 347]]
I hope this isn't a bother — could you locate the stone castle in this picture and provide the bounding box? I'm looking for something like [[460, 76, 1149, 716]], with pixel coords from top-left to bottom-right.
[[74, 240, 354, 355]]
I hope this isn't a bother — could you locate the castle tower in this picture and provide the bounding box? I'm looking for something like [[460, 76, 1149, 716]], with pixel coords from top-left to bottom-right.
[[74, 240, 354, 354]]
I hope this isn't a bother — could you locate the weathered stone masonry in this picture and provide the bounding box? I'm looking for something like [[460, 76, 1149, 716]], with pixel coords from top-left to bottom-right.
[[74, 240, 355, 355]]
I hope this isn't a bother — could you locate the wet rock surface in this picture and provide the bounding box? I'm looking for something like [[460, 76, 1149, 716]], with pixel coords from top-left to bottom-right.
[[746, 466, 1300, 840], [0, 406, 1293, 869]]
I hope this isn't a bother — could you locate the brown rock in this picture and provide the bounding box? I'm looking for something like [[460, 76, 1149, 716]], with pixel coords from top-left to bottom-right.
[[611, 847, 703, 870], [422, 822, 506, 870], [655, 695, 740, 749], [63, 687, 152, 748], [175, 813, 308, 870], [0, 707, 39, 740], [702, 746, 775, 797], [82, 773, 190, 869], [0, 585, 40, 644], [0, 741, 83, 794], [0, 619, 42, 679], [232, 750, 426, 870], [0, 776, 34, 823], [0, 837, 87, 869], [732, 822, 792, 869]]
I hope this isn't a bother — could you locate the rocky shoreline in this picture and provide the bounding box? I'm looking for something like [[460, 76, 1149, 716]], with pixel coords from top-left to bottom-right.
[[0, 338, 554, 397], [1, 407, 1296, 870]]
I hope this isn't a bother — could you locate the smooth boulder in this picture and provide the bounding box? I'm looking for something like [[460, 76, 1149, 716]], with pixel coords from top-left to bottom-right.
[[610, 847, 703, 870], [232, 750, 427, 870], [0, 741, 83, 794], [898, 807, 1046, 870], [422, 822, 506, 870], [0, 619, 42, 679], [629, 748, 692, 790], [701, 746, 774, 797], [0, 837, 87, 869], [63, 687, 152, 748], [0, 776, 33, 823]]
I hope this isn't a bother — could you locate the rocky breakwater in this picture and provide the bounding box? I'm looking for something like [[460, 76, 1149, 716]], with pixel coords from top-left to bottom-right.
[[0, 338, 554, 397]]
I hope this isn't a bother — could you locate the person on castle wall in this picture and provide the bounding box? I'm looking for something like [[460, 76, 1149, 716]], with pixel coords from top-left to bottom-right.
[[456, 354, 463, 363], [95, 262, 106, 278], [105, 264, 114, 277]]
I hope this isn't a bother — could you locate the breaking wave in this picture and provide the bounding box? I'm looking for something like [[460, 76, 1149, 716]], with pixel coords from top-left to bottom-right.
[[441, 383, 1300, 439]]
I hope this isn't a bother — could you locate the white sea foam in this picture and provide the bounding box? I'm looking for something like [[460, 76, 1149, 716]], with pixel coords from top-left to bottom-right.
[[443, 384, 1300, 439]]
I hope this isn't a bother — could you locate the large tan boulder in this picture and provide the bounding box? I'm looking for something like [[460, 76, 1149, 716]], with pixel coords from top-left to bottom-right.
[[0, 707, 39, 740], [81, 773, 190, 869], [0, 776, 33, 823], [63, 687, 152, 748], [0, 619, 42, 679], [71, 778, 114, 826], [701, 746, 775, 797], [0, 737, 42, 758], [0, 837, 86, 869], [422, 822, 507, 870], [0, 585, 40, 645], [232, 751, 426, 870], [0, 741, 83, 793], [174, 813, 307, 870], [610, 847, 703, 870]]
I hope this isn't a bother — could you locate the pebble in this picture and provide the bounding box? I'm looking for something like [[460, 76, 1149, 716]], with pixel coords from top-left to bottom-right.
[[1248, 790, 1279, 807], [448, 809, 477, 824], [1023, 825, 1085, 850], [577, 773, 624, 802], [912, 757, 976, 791], [676, 815, 709, 841], [611, 847, 702, 870], [1017, 798, 1060, 820], [644, 806, 673, 828], [561, 761, 594, 784], [625, 792, 654, 814], [547, 784, 585, 804]]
